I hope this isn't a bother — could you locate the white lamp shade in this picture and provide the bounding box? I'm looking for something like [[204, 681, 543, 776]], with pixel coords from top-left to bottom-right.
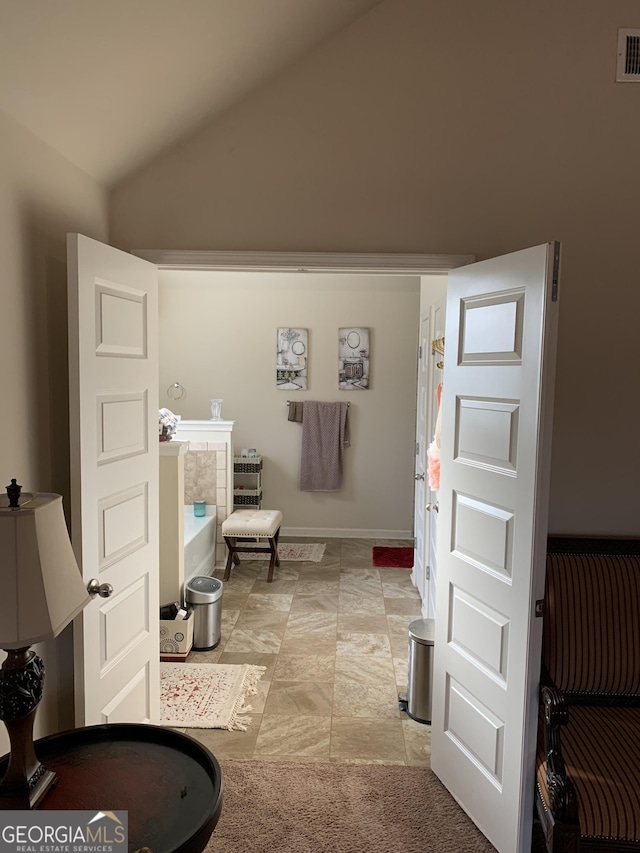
[[0, 492, 90, 648]]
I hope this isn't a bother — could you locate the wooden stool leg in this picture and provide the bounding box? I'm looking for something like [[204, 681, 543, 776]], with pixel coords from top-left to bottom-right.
[[267, 536, 277, 582], [274, 527, 281, 567], [223, 536, 235, 581]]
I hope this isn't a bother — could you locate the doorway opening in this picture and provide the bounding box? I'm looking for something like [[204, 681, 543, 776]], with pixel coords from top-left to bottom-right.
[[138, 250, 465, 614]]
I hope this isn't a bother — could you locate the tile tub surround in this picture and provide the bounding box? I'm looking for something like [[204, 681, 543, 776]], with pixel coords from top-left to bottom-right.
[[175, 419, 234, 567], [183, 443, 228, 565], [184, 447, 218, 506], [183, 537, 430, 767]]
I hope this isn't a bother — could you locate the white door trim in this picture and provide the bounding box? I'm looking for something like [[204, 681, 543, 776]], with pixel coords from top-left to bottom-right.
[[132, 250, 475, 274]]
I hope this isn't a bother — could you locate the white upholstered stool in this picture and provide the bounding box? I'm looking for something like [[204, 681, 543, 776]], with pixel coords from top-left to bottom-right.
[[221, 509, 283, 583]]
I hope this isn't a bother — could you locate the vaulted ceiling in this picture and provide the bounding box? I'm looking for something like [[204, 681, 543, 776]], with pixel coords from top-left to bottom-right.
[[0, 0, 382, 186]]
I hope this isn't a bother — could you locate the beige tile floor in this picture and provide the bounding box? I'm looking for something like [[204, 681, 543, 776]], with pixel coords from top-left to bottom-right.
[[183, 537, 431, 766]]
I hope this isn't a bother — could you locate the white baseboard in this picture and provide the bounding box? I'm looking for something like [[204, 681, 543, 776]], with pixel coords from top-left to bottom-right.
[[281, 527, 413, 540]]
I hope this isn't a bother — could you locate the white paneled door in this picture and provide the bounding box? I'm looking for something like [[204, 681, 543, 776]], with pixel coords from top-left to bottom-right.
[[68, 234, 159, 726], [425, 299, 445, 620], [430, 243, 560, 853], [412, 314, 429, 601], [413, 301, 446, 617]]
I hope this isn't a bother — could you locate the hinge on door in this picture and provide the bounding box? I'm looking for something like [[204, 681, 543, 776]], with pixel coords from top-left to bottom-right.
[[535, 599, 544, 617], [551, 242, 560, 302], [425, 565, 430, 580], [418, 344, 423, 359], [415, 442, 419, 455]]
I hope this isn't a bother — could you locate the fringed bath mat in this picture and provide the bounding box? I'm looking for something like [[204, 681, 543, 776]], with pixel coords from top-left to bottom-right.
[[372, 546, 414, 568], [160, 662, 265, 730], [252, 542, 326, 562]]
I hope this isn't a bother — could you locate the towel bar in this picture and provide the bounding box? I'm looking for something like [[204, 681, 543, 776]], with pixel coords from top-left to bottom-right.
[[286, 400, 349, 406]]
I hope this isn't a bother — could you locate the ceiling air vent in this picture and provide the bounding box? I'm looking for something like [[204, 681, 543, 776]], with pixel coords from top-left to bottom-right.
[[616, 29, 640, 81]]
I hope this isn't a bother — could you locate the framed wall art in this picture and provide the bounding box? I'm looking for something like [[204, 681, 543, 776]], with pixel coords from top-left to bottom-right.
[[276, 327, 308, 390]]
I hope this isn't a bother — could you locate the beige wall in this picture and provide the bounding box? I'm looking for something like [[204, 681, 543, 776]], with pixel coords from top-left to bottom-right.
[[111, 0, 640, 536], [159, 271, 420, 535], [0, 108, 109, 753]]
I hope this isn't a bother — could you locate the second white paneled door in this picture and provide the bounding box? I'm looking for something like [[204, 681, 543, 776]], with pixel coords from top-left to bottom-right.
[[430, 243, 560, 853]]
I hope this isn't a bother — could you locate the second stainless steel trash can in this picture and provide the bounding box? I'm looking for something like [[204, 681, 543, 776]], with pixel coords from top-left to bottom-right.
[[185, 576, 224, 650], [406, 617, 435, 724]]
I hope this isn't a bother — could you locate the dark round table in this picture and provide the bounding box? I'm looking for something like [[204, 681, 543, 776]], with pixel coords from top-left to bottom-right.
[[1, 723, 223, 853]]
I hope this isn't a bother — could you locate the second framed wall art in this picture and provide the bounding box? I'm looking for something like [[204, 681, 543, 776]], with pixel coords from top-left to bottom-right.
[[338, 327, 370, 390]]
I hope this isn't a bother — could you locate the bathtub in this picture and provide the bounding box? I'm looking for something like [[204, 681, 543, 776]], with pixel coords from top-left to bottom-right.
[[183, 505, 217, 582]]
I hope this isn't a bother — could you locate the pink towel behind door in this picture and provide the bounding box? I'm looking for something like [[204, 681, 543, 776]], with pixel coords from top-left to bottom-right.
[[300, 401, 350, 491]]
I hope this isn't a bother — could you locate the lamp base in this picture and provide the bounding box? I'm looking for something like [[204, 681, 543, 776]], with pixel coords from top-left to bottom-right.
[[0, 648, 58, 809], [0, 762, 57, 810]]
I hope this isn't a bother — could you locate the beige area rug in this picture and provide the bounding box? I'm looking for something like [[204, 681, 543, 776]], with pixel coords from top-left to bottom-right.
[[159, 663, 265, 730], [252, 542, 326, 562], [208, 760, 499, 853]]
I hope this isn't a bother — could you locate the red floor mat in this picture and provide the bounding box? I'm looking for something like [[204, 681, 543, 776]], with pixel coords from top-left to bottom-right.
[[372, 546, 414, 568]]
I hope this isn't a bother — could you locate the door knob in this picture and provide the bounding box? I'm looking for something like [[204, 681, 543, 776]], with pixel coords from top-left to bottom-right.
[[426, 502, 439, 513], [87, 579, 114, 598], [414, 473, 425, 481]]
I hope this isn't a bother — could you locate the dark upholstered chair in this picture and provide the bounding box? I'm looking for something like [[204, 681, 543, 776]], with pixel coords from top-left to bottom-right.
[[536, 539, 640, 852]]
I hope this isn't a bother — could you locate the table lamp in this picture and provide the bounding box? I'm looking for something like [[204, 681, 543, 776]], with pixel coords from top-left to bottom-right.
[[0, 479, 90, 809]]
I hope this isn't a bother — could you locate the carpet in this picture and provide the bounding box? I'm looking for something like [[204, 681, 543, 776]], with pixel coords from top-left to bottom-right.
[[207, 760, 499, 852], [373, 545, 414, 568], [159, 663, 265, 730], [252, 542, 326, 562]]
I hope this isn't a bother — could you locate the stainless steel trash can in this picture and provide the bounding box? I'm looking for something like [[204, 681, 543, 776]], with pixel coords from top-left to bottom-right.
[[406, 618, 435, 724], [185, 576, 224, 650]]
